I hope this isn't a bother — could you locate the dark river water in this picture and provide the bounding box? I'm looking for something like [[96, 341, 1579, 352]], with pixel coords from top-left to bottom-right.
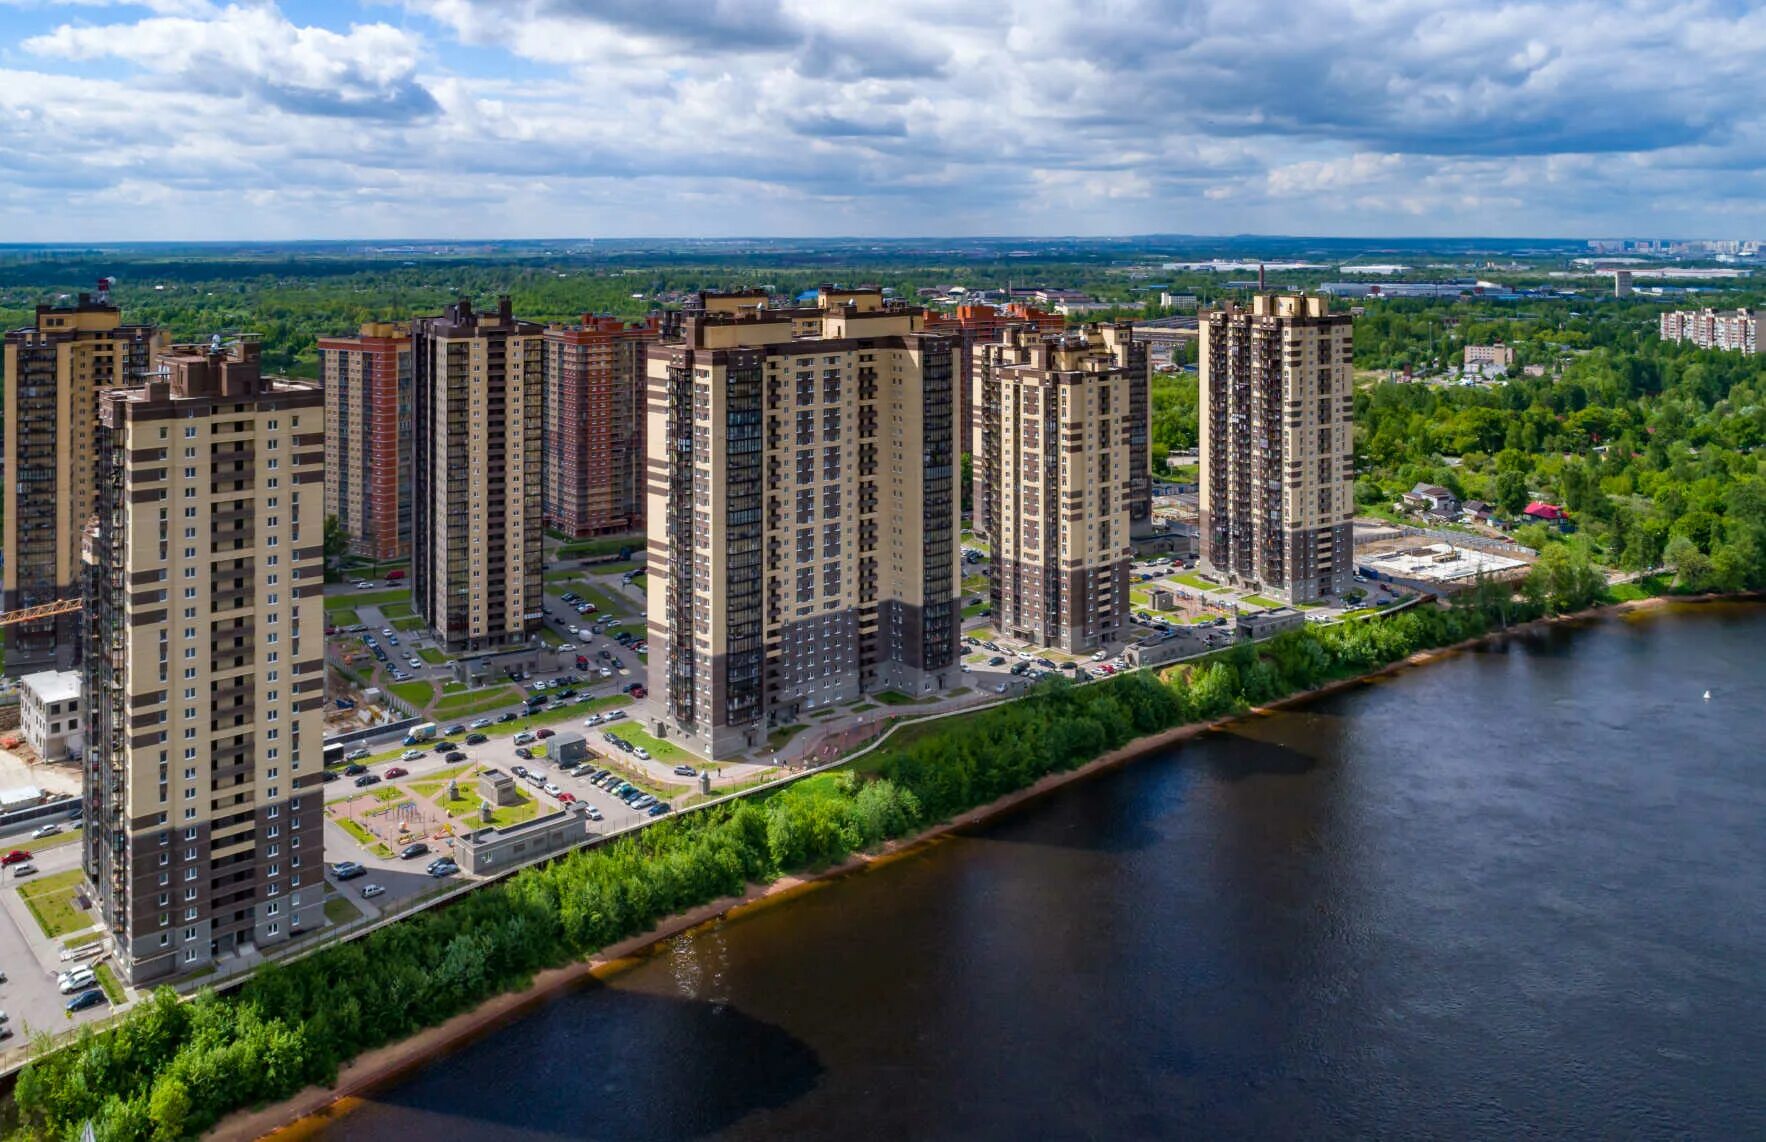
[[311, 604, 1766, 1140]]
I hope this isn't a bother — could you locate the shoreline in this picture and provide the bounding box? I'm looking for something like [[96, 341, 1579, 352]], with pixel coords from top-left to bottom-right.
[[216, 590, 1748, 1141]]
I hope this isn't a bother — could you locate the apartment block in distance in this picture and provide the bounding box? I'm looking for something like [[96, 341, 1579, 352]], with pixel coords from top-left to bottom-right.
[[541, 314, 665, 537], [974, 324, 1139, 652], [411, 297, 542, 651], [1659, 307, 1758, 354], [2, 283, 164, 670], [318, 322, 413, 561], [84, 339, 325, 983], [1199, 295, 1354, 603], [646, 289, 962, 758]]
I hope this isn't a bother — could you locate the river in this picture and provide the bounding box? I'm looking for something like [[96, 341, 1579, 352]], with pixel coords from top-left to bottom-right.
[[308, 604, 1766, 1139]]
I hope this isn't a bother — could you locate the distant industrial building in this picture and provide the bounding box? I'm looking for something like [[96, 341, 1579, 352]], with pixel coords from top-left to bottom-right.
[[2, 283, 164, 670], [974, 325, 1139, 652], [1317, 280, 1520, 300], [1613, 269, 1634, 298], [1659, 308, 1757, 354], [645, 289, 963, 758], [541, 315, 667, 537], [1462, 343, 1515, 371], [319, 323, 413, 562], [1199, 295, 1355, 604], [412, 297, 543, 652]]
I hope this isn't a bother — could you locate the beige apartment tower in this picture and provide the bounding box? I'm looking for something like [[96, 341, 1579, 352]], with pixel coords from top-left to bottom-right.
[[83, 339, 326, 984], [975, 324, 1141, 651], [319, 323, 413, 562], [411, 298, 542, 651], [646, 289, 962, 759], [1199, 295, 1355, 603], [3, 285, 164, 670]]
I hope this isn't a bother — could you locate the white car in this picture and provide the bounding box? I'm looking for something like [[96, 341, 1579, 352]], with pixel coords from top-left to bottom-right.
[[31, 823, 61, 838], [598, 667, 613, 678], [633, 747, 651, 761], [585, 806, 604, 822], [360, 883, 386, 899], [558, 643, 576, 652], [407, 657, 422, 670], [469, 718, 494, 729], [583, 714, 603, 727], [400, 749, 424, 761], [603, 710, 625, 722], [381, 628, 394, 637], [543, 782, 562, 797], [532, 680, 550, 692], [57, 967, 95, 994]]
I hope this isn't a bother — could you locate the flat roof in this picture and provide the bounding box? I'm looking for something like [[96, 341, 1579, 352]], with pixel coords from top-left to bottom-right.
[[20, 670, 80, 704]]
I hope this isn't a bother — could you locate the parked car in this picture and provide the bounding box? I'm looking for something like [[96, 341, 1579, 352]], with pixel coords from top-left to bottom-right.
[[354, 774, 382, 788], [66, 989, 106, 1013], [344, 747, 371, 762], [513, 731, 536, 745], [30, 823, 60, 839], [343, 763, 368, 776], [444, 723, 467, 735], [510, 764, 529, 778], [385, 766, 409, 779], [57, 967, 96, 994], [469, 718, 494, 729], [558, 791, 576, 804], [12, 863, 37, 878], [465, 733, 488, 745], [360, 883, 386, 899], [543, 782, 562, 797], [3, 851, 33, 867], [673, 765, 697, 778], [446, 751, 467, 763], [432, 741, 458, 753], [321, 770, 340, 783], [603, 710, 625, 722], [407, 657, 423, 670], [535, 728, 555, 740], [514, 747, 533, 760], [333, 861, 366, 880], [400, 842, 430, 860], [496, 712, 519, 723], [647, 803, 670, 817], [400, 749, 424, 762], [427, 859, 459, 878], [632, 747, 651, 761], [585, 806, 604, 822]]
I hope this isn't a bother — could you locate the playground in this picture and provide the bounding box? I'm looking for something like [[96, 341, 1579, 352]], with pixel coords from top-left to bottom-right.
[[325, 765, 544, 858]]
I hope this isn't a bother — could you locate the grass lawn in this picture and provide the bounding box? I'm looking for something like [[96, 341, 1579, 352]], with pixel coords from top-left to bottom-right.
[[543, 569, 584, 584], [1130, 587, 1153, 606], [606, 723, 695, 764], [1172, 571, 1217, 590], [537, 626, 564, 647], [94, 961, 125, 1004], [19, 869, 92, 939], [1243, 594, 1282, 609], [767, 724, 807, 749], [588, 560, 644, 576], [324, 895, 363, 926], [556, 533, 643, 559], [961, 574, 989, 593], [408, 763, 479, 799], [328, 608, 362, 627], [417, 646, 447, 665], [387, 680, 435, 708], [64, 929, 106, 950], [432, 685, 522, 715], [505, 693, 633, 734], [873, 690, 934, 706], [31, 827, 84, 853], [961, 601, 990, 618], [1607, 574, 1671, 602], [850, 703, 877, 713], [392, 616, 427, 632], [439, 782, 543, 827], [380, 600, 415, 619], [334, 816, 392, 858], [575, 583, 636, 617]]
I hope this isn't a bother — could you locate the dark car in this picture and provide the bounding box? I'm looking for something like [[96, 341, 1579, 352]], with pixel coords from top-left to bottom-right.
[[432, 741, 457, 754], [465, 733, 488, 745], [332, 860, 367, 881], [444, 724, 467, 735], [510, 764, 528, 778], [400, 842, 430, 860], [66, 989, 106, 1013], [534, 728, 556, 740], [343, 763, 368, 776], [320, 770, 340, 783], [988, 656, 1007, 667], [354, 774, 382, 788], [514, 747, 533, 760], [497, 712, 519, 723], [445, 751, 467, 763], [556, 688, 577, 700], [630, 685, 648, 699], [647, 803, 669, 817], [427, 859, 459, 878]]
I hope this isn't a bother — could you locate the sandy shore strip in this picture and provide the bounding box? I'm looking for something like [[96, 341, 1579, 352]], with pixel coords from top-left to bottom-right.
[[211, 590, 1750, 1140]]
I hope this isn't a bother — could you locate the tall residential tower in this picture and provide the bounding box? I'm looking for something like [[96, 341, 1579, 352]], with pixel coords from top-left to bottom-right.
[[319, 323, 413, 562], [3, 285, 163, 669], [1199, 295, 1354, 603], [646, 290, 961, 758], [975, 324, 1141, 652], [541, 314, 665, 537], [411, 298, 542, 652], [84, 339, 325, 983]]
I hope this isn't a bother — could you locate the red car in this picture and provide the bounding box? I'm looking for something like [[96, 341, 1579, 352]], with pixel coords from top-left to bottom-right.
[[384, 766, 409, 779], [557, 792, 577, 804], [2, 850, 32, 866], [534, 728, 555, 740]]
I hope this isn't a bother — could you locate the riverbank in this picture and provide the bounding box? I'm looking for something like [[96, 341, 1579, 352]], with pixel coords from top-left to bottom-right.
[[214, 591, 1755, 1140]]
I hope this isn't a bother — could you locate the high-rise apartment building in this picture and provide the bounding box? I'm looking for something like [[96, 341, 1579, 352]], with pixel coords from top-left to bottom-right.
[[975, 324, 1139, 652], [83, 339, 325, 984], [3, 285, 163, 670], [646, 289, 961, 758], [318, 323, 413, 562], [1659, 307, 1757, 354], [411, 298, 542, 651], [1199, 295, 1354, 603], [541, 314, 665, 537]]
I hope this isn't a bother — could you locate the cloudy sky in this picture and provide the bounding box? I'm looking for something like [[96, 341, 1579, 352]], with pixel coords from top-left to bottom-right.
[[1, 0, 1762, 241]]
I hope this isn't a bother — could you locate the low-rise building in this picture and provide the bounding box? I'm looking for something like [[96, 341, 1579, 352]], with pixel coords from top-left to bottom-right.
[[1403, 483, 1461, 518], [19, 670, 82, 761], [1463, 343, 1515, 371], [549, 731, 588, 766], [1523, 501, 1571, 531], [1237, 607, 1307, 640], [452, 808, 587, 876]]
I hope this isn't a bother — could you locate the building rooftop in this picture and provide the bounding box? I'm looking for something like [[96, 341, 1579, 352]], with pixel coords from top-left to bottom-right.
[[19, 670, 80, 705]]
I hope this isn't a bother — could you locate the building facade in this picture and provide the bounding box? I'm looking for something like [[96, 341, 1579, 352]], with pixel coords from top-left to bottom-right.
[[1199, 295, 1355, 604], [83, 339, 325, 984], [2, 286, 164, 670], [541, 315, 665, 537], [411, 298, 543, 651], [646, 289, 962, 758], [975, 325, 1139, 651], [318, 323, 413, 562], [19, 670, 83, 762], [1462, 343, 1515, 370], [1659, 308, 1758, 354]]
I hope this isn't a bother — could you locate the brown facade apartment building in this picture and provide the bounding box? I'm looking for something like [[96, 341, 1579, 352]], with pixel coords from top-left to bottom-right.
[[541, 314, 665, 537], [319, 323, 413, 562], [3, 285, 164, 670], [1199, 295, 1355, 604], [411, 298, 542, 651], [83, 339, 326, 984], [975, 324, 1139, 652], [646, 289, 962, 758]]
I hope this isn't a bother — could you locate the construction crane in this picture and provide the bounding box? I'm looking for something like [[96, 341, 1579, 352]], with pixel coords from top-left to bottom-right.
[[0, 599, 83, 627]]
